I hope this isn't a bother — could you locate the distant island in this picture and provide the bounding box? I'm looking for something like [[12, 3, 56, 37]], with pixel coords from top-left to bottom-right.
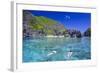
[[23, 11, 91, 39]]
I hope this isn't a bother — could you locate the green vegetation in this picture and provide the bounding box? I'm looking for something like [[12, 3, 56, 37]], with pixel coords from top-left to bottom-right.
[[28, 15, 66, 35]]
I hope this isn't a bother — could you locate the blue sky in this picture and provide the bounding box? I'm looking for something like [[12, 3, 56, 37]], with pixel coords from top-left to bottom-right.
[[25, 10, 91, 33]]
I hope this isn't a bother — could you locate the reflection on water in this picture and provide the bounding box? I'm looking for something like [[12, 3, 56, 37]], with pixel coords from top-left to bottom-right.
[[23, 37, 91, 62]]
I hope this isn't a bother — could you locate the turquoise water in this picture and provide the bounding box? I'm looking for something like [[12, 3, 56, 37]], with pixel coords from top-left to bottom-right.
[[23, 37, 91, 62]]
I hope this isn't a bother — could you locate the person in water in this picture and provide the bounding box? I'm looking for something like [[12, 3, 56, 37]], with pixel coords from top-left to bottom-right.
[[47, 51, 57, 56], [67, 50, 73, 59]]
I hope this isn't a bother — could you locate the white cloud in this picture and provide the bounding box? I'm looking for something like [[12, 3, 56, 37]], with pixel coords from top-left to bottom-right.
[[65, 15, 70, 20]]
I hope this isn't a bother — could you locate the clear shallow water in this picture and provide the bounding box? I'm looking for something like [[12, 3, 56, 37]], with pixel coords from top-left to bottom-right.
[[23, 37, 91, 62]]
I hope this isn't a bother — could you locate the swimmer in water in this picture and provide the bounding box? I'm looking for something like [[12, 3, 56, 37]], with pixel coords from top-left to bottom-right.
[[47, 51, 57, 56], [67, 50, 73, 59]]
